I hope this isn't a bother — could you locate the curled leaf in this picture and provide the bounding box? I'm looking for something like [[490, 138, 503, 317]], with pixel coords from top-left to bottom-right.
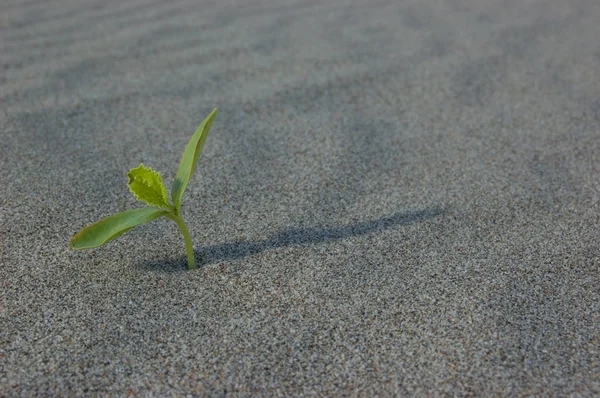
[[128, 163, 171, 209], [172, 108, 218, 213], [69, 208, 169, 249]]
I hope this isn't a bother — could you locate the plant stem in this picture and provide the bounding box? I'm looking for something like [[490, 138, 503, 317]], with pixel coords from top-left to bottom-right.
[[167, 213, 195, 269]]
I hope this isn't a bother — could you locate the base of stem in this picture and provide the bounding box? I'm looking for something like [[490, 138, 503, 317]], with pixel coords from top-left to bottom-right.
[[167, 213, 195, 269]]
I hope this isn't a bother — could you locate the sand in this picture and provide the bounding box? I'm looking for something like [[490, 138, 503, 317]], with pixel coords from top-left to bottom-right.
[[1, 0, 599, 395]]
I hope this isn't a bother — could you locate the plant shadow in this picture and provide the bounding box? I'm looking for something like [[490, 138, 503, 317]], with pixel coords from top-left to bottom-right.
[[140, 208, 446, 272]]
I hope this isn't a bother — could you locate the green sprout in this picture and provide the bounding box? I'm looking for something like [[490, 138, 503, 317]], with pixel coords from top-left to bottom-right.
[[69, 108, 218, 269]]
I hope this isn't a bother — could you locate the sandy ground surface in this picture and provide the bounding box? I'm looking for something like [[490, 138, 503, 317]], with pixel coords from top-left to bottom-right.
[[1, 0, 599, 395]]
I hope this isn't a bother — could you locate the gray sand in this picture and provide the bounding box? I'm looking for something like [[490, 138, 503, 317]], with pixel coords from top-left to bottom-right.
[[1, 0, 599, 395]]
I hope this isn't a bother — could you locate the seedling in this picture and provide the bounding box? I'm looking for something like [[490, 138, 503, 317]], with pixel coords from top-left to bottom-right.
[[69, 108, 218, 269]]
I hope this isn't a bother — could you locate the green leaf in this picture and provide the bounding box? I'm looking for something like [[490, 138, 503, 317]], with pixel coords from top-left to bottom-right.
[[128, 164, 171, 209], [69, 208, 169, 250], [171, 108, 218, 213]]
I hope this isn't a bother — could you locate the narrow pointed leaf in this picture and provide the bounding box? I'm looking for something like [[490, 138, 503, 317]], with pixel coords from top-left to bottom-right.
[[69, 208, 169, 250], [127, 164, 171, 209], [171, 108, 218, 211]]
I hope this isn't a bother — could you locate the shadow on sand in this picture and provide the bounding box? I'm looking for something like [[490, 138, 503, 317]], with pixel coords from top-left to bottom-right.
[[140, 208, 445, 272]]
